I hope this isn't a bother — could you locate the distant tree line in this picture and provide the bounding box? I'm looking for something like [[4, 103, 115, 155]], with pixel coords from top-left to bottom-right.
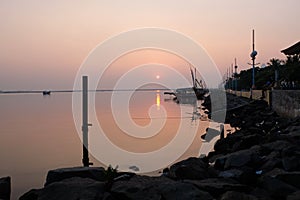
[[225, 54, 300, 90]]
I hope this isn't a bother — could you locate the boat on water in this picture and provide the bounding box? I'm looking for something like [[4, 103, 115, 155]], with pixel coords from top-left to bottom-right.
[[42, 90, 51, 95], [165, 67, 209, 102], [190, 67, 209, 100]]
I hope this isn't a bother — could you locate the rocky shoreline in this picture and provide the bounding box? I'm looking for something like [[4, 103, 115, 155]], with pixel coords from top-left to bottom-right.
[[3, 94, 300, 200]]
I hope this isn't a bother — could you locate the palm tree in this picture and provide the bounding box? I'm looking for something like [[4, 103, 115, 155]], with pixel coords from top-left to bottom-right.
[[267, 58, 282, 68], [267, 58, 284, 87]]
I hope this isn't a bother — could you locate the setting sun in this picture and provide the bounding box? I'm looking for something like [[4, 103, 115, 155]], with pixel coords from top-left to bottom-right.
[[156, 75, 160, 79]]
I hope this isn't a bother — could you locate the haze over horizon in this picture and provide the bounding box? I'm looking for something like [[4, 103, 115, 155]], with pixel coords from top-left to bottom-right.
[[1, 0, 299, 90]]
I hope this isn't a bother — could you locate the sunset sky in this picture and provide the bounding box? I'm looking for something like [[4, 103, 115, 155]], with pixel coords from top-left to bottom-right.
[[1, 0, 299, 90]]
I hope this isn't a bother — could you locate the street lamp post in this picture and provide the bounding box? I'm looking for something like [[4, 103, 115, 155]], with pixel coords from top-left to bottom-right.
[[234, 58, 238, 95], [250, 29, 259, 99]]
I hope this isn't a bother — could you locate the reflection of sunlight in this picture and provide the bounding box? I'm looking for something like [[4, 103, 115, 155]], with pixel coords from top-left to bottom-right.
[[156, 92, 160, 110]]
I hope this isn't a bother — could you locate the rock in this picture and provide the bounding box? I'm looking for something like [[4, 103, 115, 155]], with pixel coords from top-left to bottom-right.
[[207, 152, 224, 164], [102, 192, 116, 200], [215, 148, 260, 170], [0, 177, 10, 200], [19, 189, 41, 200], [185, 178, 250, 198], [286, 191, 300, 200], [202, 128, 221, 142], [218, 168, 256, 184], [214, 138, 230, 153], [111, 175, 213, 200], [259, 151, 282, 172], [261, 141, 291, 154], [168, 157, 209, 180], [263, 168, 286, 178], [129, 165, 140, 172], [214, 134, 242, 153], [275, 172, 300, 189], [219, 169, 244, 179], [20, 177, 105, 200], [282, 156, 300, 171], [158, 182, 214, 200], [250, 187, 273, 200], [286, 130, 300, 139], [232, 134, 263, 151], [258, 176, 298, 200], [285, 125, 300, 132], [220, 191, 258, 200], [111, 175, 173, 200], [281, 146, 300, 171], [45, 167, 106, 185]]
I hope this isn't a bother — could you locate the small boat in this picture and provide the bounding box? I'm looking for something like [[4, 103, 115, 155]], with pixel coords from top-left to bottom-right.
[[164, 67, 208, 102], [42, 90, 51, 95], [190, 67, 209, 100]]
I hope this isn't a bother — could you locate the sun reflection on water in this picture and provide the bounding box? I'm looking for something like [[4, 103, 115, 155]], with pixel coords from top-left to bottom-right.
[[156, 91, 160, 110]]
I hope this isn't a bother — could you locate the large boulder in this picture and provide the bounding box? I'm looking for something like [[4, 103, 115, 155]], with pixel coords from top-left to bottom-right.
[[286, 191, 300, 200], [281, 146, 300, 171], [261, 141, 291, 154], [249, 187, 273, 200], [110, 175, 213, 200], [258, 176, 298, 200], [275, 171, 300, 189], [218, 168, 256, 185], [259, 151, 282, 172], [20, 177, 105, 200], [185, 178, 250, 198], [45, 167, 106, 185], [0, 177, 10, 200], [232, 134, 263, 152], [168, 157, 210, 180], [214, 134, 242, 153], [220, 191, 258, 200], [215, 147, 260, 170], [157, 181, 214, 200]]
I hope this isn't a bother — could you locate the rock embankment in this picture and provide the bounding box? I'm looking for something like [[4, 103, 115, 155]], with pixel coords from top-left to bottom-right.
[[0, 177, 11, 200], [19, 96, 300, 200]]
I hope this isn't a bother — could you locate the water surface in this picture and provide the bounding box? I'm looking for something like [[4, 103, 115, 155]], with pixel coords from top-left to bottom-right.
[[0, 90, 218, 199]]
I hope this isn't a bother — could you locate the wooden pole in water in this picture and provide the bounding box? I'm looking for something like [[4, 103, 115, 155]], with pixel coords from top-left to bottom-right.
[[220, 124, 224, 139], [82, 76, 91, 167]]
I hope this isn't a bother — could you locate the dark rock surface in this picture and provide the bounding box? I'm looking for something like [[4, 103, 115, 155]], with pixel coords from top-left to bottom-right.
[[110, 175, 213, 200], [0, 177, 10, 200], [20, 177, 105, 200], [167, 157, 210, 180], [185, 178, 250, 197], [45, 167, 106, 186], [287, 191, 300, 200], [19, 95, 300, 200], [220, 191, 258, 200]]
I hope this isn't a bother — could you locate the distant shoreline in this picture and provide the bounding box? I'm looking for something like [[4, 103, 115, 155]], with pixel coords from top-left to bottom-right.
[[0, 88, 171, 94]]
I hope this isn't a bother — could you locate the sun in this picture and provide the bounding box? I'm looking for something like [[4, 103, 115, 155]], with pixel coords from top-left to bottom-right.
[[156, 75, 160, 79]]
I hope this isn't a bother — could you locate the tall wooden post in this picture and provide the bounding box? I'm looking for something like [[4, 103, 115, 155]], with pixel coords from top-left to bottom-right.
[[82, 76, 91, 167]]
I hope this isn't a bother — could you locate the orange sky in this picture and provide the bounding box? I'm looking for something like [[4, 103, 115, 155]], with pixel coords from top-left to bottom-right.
[[0, 0, 299, 90]]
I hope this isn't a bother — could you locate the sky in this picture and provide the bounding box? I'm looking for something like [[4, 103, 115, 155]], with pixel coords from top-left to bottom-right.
[[0, 0, 299, 90]]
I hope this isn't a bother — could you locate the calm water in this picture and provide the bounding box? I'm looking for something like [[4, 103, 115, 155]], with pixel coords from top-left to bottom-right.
[[0, 90, 223, 199]]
